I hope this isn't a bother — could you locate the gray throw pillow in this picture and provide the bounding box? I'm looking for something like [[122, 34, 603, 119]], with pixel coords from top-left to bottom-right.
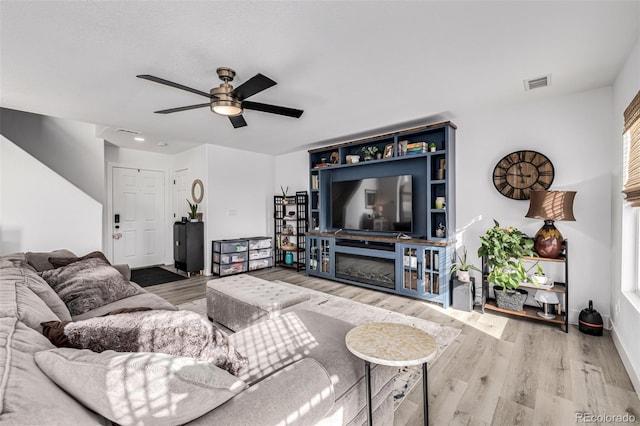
[[25, 249, 75, 271], [35, 348, 247, 426], [39, 257, 141, 316], [47, 251, 110, 269], [41, 310, 248, 375]]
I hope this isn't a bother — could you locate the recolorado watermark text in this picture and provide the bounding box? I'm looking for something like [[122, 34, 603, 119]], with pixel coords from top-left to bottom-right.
[[576, 412, 636, 423]]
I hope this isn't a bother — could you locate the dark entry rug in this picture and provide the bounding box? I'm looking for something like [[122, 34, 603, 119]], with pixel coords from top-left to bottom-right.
[[130, 267, 187, 287]]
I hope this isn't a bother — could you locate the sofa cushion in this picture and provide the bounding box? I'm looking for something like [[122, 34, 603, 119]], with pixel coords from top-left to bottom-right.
[[71, 290, 177, 320], [35, 348, 247, 426], [0, 318, 105, 425], [188, 358, 334, 426], [39, 257, 142, 316], [48, 250, 111, 268], [0, 252, 35, 271], [41, 310, 248, 375], [25, 249, 75, 271], [15, 282, 60, 333], [0, 267, 71, 321]]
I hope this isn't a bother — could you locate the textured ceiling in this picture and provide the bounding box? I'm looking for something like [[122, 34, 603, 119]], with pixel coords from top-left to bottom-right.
[[1, 1, 638, 155]]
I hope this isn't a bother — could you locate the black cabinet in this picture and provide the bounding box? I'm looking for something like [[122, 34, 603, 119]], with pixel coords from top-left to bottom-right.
[[173, 221, 204, 276]]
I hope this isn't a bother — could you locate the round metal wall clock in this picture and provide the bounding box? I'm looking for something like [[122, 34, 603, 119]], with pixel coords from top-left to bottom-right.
[[492, 150, 554, 200]]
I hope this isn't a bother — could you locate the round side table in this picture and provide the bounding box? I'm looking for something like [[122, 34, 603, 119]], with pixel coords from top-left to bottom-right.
[[345, 322, 437, 426]]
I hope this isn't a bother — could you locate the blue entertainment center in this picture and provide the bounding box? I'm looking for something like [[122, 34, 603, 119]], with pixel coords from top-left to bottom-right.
[[305, 121, 457, 307]]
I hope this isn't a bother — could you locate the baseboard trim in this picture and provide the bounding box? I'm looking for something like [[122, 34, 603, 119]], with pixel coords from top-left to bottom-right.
[[611, 322, 640, 396]]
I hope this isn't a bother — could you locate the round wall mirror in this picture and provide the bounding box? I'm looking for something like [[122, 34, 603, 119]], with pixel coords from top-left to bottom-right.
[[191, 179, 204, 203]]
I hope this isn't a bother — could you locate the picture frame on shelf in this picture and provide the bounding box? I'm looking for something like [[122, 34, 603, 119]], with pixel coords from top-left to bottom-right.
[[365, 189, 376, 208], [383, 143, 394, 158]]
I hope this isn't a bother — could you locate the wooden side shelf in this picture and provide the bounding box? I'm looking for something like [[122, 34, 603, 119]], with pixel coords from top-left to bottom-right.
[[481, 240, 569, 333]]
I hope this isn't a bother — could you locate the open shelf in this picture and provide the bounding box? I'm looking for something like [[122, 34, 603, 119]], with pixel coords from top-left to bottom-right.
[[483, 299, 566, 325]]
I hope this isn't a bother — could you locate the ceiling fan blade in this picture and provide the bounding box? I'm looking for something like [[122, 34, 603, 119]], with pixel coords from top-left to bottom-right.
[[243, 101, 304, 118], [137, 74, 213, 98], [154, 103, 210, 114], [232, 73, 277, 100], [229, 115, 247, 128]]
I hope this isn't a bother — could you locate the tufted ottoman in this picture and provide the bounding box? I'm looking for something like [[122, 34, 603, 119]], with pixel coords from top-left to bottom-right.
[[206, 275, 311, 331]]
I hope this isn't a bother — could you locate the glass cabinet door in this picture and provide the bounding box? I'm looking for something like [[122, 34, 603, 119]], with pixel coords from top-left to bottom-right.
[[306, 236, 333, 277], [306, 236, 319, 273], [397, 244, 447, 303]]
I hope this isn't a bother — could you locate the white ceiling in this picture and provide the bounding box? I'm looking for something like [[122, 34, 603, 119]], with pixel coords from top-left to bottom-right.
[[1, 1, 638, 155]]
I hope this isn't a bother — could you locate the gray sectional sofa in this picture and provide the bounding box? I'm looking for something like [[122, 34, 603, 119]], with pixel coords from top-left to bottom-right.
[[0, 250, 397, 425]]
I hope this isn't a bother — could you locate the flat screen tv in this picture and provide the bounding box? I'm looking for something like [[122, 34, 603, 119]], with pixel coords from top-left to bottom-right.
[[331, 175, 413, 233]]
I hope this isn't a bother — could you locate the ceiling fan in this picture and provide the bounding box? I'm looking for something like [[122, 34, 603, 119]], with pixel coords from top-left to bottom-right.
[[137, 67, 304, 128]]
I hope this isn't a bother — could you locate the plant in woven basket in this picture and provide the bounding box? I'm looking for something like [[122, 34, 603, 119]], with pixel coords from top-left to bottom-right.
[[477, 220, 538, 292]]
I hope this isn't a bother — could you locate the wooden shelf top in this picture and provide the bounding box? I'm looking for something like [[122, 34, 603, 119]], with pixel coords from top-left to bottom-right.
[[517, 282, 566, 293], [308, 121, 457, 153], [484, 300, 565, 325], [305, 231, 452, 247]]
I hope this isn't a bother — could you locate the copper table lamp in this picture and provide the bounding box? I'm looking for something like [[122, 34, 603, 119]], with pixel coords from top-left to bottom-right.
[[525, 190, 576, 258]]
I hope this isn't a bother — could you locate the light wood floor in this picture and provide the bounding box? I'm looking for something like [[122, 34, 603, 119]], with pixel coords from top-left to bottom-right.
[[147, 267, 640, 426]]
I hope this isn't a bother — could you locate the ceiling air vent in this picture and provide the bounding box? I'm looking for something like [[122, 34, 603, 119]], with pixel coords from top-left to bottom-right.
[[524, 74, 551, 91], [116, 128, 142, 135]]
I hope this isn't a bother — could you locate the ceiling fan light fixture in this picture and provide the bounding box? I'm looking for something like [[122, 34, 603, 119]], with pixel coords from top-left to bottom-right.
[[212, 100, 243, 116]]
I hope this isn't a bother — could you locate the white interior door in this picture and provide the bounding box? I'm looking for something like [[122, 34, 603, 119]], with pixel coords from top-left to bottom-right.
[[113, 167, 165, 268], [174, 169, 189, 221]]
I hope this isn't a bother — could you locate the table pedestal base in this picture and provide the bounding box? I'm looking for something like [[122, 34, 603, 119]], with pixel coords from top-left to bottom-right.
[[363, 361, 429, 426]]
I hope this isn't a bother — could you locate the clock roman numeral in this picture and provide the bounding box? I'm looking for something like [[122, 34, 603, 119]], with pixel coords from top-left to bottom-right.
[[495, 180, 509, 191], [539, 170, 553, 176], [513, 188, 522, 199], [503, 186, 515, 198]]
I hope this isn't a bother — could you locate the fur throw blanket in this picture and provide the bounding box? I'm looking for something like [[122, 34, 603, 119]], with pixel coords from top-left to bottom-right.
[[42, 310, 248, 375]]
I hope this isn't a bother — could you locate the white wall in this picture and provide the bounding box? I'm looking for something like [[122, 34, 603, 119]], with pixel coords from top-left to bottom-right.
[[206, 144, 275, 274], [274, 150, 308, 196], [454, 87, 614, 327], [104, 144, 174, 264], [0, 107, 105, 204], [0, 137, 102, 254], [611, 34, 640, 393], [174, 144, 208, 223]]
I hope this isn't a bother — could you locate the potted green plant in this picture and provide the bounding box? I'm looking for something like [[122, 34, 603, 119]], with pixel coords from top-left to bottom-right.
[[450, 246, 481, 283], [360, 146, 379, 161], [529, 262, 550, 288], [477, 220, 539, 310], [186, 199, 198, 221], [429, 142, 437, 152]]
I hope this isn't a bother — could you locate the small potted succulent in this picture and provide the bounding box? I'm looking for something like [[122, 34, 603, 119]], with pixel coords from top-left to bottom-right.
[[280, 185, 289, 205], [429, 142, 437, 152], [450, 246, 480, 283], [186, 199, 199, 221]]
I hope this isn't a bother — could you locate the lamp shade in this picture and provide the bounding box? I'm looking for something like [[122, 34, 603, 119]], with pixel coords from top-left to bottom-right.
[[534, 290, 560, 305], [525, 190, 576, 221]]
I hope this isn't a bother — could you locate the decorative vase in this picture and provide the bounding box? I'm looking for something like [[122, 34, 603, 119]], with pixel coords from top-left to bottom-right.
[[285, 251, 294, 265], [494, 288, 528, 311]]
